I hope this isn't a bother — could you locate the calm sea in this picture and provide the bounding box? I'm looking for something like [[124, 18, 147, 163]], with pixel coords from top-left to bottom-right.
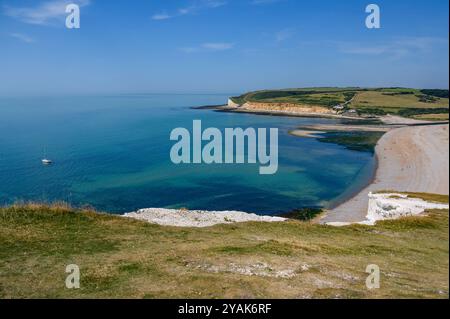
[[0, 94, 375, 215]]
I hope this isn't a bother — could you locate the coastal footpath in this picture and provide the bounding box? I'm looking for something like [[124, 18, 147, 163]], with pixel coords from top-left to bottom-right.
[[321, 124, 449, 224]]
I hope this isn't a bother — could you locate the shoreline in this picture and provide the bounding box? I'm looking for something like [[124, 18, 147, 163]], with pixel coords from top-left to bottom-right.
[[192, 104, 449, 224], [193, 104, 449, 126], [320, 124, 450, 223], [125, 121, 449, 227], [326, 153, 379, 211], [192, 104, 373, 121]]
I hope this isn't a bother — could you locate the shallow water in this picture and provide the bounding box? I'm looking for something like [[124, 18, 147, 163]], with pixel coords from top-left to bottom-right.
[[0, 94, 375, 215]]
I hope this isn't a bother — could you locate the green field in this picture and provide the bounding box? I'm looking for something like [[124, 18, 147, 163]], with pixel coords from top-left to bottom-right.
[[231, 88, 449, 118], [1, 194, 448, 299], [351, 89, 449, 115], [232, 88, 359, 108]]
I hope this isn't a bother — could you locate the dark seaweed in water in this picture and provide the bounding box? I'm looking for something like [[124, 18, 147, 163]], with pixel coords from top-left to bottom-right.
[[319, 131, 384, 153], [279, 207, 323, 221]]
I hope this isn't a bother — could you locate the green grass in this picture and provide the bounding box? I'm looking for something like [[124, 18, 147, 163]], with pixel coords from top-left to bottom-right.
[[231, 88, 363, 108], [0, 196, 448, 299]]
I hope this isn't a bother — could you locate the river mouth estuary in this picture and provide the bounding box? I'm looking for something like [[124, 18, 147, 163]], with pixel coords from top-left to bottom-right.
[[0, 94, 376, 215]]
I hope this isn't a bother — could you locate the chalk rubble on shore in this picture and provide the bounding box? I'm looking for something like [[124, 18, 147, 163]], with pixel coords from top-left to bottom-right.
[[326, 193, 449, 227], [124, 208, 286, 227], [366, 193, 449, 224]]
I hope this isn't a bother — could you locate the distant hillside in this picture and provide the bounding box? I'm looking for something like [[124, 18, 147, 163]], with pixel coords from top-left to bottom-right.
[[231, 88, 449, 120]]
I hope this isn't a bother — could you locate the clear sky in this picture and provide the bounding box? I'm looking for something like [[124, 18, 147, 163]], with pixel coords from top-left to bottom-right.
[[0, 0, 448, 96]]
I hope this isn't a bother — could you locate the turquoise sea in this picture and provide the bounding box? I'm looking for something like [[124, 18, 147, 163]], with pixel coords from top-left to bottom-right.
[[0, 94, 375, 215]]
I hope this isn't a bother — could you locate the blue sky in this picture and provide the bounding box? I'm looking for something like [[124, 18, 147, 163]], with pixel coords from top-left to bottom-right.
[[0, 0, 448, 96]]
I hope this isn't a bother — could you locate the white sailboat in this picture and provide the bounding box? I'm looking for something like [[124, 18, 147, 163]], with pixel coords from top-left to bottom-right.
[[42, 148, 53, 165], [42, 159, 53, 165]]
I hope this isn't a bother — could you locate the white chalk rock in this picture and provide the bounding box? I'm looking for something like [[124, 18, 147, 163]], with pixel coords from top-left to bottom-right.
[[123, 208, 286, 228], [366, 192, 449, 224]]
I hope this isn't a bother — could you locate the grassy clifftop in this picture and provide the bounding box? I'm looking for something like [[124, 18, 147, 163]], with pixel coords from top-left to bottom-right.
[[231, 88, 449, 119], [0, 194, 448, 299]]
